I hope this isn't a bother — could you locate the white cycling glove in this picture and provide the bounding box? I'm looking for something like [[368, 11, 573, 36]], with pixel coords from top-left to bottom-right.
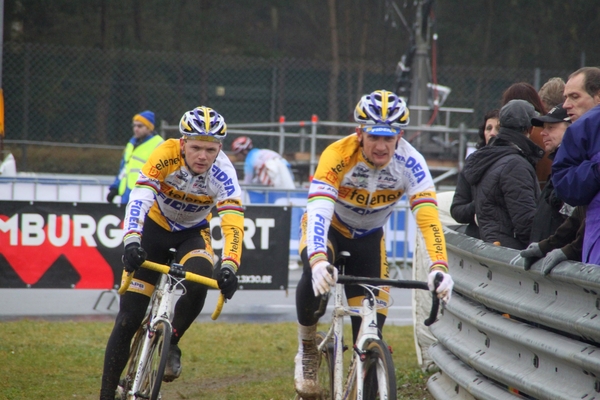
[[428, 270, 454, 304], [311, 260, 338, 297]]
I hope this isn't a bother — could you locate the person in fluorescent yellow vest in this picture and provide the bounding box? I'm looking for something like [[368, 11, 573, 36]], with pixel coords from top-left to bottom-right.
[[107, 110, 164, 204]]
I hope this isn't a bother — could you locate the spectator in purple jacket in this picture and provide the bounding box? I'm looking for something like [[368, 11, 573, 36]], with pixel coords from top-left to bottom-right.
[[552, 67, 600, 264]]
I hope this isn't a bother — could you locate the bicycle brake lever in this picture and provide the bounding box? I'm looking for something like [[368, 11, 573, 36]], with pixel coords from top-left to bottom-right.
[[314, 293, 330, 318]]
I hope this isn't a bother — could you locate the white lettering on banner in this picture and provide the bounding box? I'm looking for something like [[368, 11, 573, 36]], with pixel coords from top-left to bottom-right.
[[48, 214, 70, 247], [210, 217, 224, 249], [238, 275, 273, 284], [73, 215, 97, 247], [22, 213, 45, 246], [97, 215, 123, 248], [244, 219, 256, 249], [255, 218, 274, 249], [0, 213, 123, 248], [0, 214, 19, 245], [209, 216, 276, 250]]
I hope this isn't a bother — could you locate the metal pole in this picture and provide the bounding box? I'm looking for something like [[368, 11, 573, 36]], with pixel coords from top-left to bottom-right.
[[0, 0, 4, 153], [310, 115, 318, 177], [458, 122, 466, 170], [278, 116, 285, 155]]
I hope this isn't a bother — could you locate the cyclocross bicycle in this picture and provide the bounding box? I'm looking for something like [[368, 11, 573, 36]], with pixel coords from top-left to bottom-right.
[[115, 250, 226, 400], [307, 251, 441, 400]]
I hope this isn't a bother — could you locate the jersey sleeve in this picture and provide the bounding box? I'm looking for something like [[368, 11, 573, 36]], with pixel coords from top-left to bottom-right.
[[214, 153, 245, 271], [122, 144, 169, 246], [409, 190, 448, 272], [304, 145, 346, 266]]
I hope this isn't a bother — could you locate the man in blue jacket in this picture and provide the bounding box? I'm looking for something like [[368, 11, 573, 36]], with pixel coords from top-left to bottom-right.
[[552, 67, 600, 264], [107, 110, 164, 204]]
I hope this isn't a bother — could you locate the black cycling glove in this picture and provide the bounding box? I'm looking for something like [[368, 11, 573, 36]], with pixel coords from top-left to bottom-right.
[[106, 188, 119, 203], [217, 263, 238, 299], [122, 243, 147, 273]]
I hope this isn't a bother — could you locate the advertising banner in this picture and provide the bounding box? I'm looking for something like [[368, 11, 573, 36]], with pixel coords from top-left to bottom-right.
[[0, 202, 290, 290]]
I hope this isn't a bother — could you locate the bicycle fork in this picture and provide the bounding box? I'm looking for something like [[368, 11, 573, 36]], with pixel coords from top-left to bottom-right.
[[353, 294, 380, 400], [334, 293, 379, 400]]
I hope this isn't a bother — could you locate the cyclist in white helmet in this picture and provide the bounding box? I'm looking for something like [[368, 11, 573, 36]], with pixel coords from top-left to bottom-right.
[[231, 135, 296, 189], [293, 90, 454, 398], [100, 106, 244, 400]]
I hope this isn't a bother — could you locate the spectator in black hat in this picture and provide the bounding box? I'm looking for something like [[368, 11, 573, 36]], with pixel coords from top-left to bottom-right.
[[528, 103, 571, 242], [461, 99, 544, 249]]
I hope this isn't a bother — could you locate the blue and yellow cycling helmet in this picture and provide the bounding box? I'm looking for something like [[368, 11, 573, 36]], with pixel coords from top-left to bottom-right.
[[179, 106, 227, 141], [354, 90, 410, 127]]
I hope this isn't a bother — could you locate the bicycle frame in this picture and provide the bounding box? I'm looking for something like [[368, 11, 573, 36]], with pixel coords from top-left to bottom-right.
[[118, 259, 225, 400], [316, 265, 441, 400], [321, 280, 386, 400], [128, 272, 178, 398]]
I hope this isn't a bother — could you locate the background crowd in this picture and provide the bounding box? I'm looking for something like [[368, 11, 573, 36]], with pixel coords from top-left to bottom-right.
[[450, 66, 600, 273]]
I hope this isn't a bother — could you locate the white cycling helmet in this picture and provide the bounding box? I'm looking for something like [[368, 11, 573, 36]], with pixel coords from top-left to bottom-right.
[[231, 136, 253, 154], [179, 106, 227, 141], [354, 90, 410, 127]]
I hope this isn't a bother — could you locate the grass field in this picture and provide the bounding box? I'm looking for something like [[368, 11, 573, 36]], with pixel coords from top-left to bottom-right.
[[0, 319, 434, 400]]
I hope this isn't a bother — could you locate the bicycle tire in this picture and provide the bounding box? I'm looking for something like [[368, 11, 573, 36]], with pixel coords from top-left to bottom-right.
[[316, 331, 334, 400], [361, 339, 397, 400], [137, 320, 172, 400], [117, 324, 147, 400]]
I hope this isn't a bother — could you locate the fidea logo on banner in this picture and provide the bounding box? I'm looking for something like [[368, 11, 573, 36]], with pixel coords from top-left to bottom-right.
[[0, 213, 277, 250]]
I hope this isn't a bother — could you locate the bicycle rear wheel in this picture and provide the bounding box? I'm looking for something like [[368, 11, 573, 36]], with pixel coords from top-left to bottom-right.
[[361, 339, 397, 400], [316, 331, 334, 400], [137, 320, 172, 400]]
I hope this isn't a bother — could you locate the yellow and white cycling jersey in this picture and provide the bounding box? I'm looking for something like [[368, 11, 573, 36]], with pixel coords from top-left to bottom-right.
[[123, 139, 244, 269], [305, 133, 448, 272]]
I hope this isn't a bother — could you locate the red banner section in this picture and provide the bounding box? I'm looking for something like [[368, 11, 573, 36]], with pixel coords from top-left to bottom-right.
[[0, 202, 290, 290]]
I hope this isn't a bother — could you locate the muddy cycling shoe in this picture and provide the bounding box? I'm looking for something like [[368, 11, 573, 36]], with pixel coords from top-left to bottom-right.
[[294, 339, 321, 398], [163, 344, 182, 382]]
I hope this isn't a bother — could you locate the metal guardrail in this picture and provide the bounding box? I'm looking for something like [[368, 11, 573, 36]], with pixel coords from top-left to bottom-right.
[[428, 227, 600, 400]]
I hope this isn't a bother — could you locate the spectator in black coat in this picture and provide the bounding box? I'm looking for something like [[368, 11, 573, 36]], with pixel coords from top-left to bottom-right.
[[529, 103, 571, 242], [451, 109, 499, 238], [462, 100, 544, 250]]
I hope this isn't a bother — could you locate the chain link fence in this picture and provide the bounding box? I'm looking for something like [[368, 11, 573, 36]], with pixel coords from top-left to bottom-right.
[[2, 42, 571, 174]]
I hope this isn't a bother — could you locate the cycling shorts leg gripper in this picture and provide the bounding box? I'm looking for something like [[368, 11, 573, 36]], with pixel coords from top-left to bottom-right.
[[336, 228, 390, 317], [121, 269, 156, 297]]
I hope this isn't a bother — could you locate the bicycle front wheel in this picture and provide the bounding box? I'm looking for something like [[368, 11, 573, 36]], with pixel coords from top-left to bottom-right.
[[137, 320, 172, 400], [316, 331, 334, 400], [361, 339, 397, 400], [117, 324, 147, 400]]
